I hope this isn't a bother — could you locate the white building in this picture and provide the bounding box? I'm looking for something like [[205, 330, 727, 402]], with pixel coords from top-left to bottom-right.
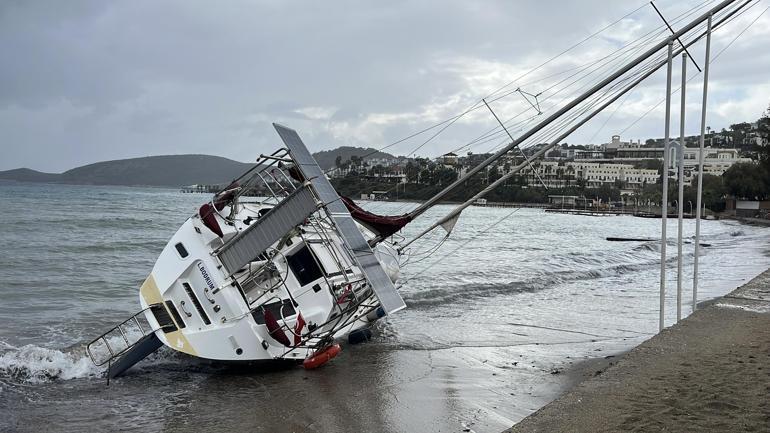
[[520, 161, 658, 189], [681, 147, 751, 181]]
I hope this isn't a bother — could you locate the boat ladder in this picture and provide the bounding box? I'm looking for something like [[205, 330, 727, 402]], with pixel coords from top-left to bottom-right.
[[86, 305, 165, 367]]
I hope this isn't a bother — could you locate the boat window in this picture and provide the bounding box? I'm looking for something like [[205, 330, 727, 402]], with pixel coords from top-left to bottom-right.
[[309, 242, 353, 277], [174, 242, 189, 258], [286, 245, 324, 286]]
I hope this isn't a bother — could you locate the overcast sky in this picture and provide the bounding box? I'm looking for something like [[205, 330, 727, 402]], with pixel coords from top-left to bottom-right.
[[1, 0, 768, 172]]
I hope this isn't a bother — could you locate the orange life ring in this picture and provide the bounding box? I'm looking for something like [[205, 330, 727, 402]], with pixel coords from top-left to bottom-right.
[[302, 344, 341, 370]]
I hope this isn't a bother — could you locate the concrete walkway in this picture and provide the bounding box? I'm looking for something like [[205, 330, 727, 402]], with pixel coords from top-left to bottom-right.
[[507, 270, 770, 432]]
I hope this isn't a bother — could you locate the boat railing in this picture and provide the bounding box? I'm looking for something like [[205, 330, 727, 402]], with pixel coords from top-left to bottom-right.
[[226, 148, 300, 204], [85, 306, 166, 367]]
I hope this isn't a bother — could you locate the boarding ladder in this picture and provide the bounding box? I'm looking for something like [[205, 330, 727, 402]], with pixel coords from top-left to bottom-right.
[[86, 305, 168, 369]]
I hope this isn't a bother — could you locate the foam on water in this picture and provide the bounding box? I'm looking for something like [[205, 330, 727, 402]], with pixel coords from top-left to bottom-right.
[[0, 342, 101, 383]]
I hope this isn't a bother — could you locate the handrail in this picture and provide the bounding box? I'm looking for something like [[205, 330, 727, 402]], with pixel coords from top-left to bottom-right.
[[86, 306, 167, 367]]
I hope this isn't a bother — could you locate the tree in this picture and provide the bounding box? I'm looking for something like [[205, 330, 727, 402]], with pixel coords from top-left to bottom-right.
[[405, 161, 420, 183], [758, 103, 770, 168], [488, 166, 502, 184], [335, 155, 343, 168], [685, 174, 726, 211], [729, 122, 753, 150], [723, 162, 769, 200]]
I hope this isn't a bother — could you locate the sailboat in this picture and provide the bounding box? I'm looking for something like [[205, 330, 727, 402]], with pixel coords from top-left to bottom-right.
[[87, 125, 411, 376], [86, 0, 740, 378]]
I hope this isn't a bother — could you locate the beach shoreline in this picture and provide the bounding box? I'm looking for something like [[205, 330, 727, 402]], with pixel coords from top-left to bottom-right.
[[505, 268, 770, 433]]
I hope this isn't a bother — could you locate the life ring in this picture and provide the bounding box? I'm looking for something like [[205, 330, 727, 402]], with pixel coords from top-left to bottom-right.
[[302, 344, 341, 369]]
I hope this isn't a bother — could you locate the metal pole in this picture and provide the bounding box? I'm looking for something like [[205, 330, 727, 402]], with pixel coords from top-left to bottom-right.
[[677, 52, 686, 322], [404, 0, 741, 224], [694, 14, 712, 312], [397, 11, 742, 250], [660, 40, 674, 332], [399, 48, 680, 251]]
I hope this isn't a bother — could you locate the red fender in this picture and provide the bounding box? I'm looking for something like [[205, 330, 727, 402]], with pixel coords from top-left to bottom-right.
[[213, 181, 239, 211], [303, 344, 342, 370], [263, 310, 291, 347], [293, 313, 306, 346], [198, 203, 223, 237]]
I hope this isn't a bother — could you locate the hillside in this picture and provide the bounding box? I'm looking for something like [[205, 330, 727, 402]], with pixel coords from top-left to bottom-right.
[[312, 146, 397, 169], [59, 155, 253, 186], [0, 146, 395, 187], [0, 168, 61, 183], [0, 155, 253, 187]]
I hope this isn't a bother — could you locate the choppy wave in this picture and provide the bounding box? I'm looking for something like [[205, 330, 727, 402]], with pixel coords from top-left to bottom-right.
[[403, 250, 694, 308], [0, 343, 101, 383]]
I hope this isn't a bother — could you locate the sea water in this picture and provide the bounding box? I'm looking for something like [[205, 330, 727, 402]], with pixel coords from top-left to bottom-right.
[[1, 182, 768, 432]]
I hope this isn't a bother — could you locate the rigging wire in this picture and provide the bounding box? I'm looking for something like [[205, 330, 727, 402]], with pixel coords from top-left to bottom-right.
[[450, 0, 717, 154], [484, 1, 740, 155], [619, 0, 766, 136], [402, 0, 761, 278], [346, 2, 747, 221], [322, 1, 661, 173]]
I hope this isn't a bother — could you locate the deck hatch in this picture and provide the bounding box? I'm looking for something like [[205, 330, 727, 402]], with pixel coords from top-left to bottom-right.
[[182, 282, 211, 325]]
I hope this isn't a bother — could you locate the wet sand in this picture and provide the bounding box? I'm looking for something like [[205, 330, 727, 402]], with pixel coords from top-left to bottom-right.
[[507, 269, 770, 433], [4, 340, 631, 433]]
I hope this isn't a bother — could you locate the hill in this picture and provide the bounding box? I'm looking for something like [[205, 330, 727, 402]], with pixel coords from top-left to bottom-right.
[[0, 168, 61, 183], [59, 155, 253, 186], [0, 155, 253, 187], [312, 146, 397, 169], [0, 147, 394, 187]]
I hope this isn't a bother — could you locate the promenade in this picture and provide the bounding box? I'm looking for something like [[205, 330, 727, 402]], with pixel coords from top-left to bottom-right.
[[507, 269, 770, 432]]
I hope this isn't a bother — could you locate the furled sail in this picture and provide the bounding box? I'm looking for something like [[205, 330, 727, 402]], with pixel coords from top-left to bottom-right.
[[341, 196, 411, 238]]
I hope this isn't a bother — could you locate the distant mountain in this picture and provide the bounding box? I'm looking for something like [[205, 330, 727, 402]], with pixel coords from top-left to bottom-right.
[[0, 168, 60, 183], [59, 155, 254, 186], [312, 146, 397, 170], [0, 147, 394, 187], [0, 155, 253, 187]]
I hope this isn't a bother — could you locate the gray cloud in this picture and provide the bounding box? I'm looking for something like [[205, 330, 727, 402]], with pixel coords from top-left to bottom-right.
[[1, 0, 768, 172]]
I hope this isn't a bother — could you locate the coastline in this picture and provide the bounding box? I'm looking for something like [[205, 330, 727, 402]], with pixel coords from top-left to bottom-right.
[[505, 268, 770, 433]]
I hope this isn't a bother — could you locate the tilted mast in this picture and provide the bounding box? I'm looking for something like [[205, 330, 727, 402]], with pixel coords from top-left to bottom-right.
[[397, 0, 749, 250], [397, 0, 743, 231]]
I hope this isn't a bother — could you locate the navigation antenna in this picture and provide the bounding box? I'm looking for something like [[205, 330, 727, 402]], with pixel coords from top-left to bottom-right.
[[482, 99, 548, 190], [515, 88, 543, 115]]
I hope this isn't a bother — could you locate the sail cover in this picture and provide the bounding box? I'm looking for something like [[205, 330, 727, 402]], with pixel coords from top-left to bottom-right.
[[341, 196, 411, 238], [273, 123, 407, 315]]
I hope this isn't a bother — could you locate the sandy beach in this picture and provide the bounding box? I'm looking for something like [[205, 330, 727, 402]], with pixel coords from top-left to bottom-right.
[[507, 269, 770, 432]]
